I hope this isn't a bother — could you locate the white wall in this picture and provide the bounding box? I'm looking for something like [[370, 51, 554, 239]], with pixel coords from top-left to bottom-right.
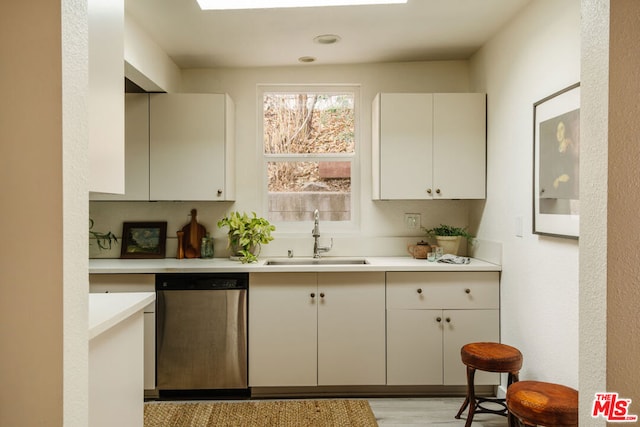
[[90, 61, 480, 259], [124, 12, 181, 92], [470, 0, 580, 388], [579, 0, 608, 422]]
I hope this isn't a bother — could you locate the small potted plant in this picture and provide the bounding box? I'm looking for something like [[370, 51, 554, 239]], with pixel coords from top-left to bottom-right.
[[217, 211, 275, 263], [423, 224, 474, 255]]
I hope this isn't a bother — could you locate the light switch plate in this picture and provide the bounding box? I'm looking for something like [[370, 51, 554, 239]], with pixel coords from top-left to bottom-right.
[[515, 216, 523, 237], [405, 213, 421, 229]]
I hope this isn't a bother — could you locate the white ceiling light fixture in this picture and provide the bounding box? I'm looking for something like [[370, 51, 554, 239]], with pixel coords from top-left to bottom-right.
[[313, 34, 341, 45], [197, 0, 407, 10]]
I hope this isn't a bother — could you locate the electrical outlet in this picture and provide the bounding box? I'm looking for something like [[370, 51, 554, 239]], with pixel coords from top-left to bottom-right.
[[404, 213, 421, 229]]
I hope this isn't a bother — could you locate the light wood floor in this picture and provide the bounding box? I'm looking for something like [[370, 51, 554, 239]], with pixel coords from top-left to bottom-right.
[[368, 397, 508, 427]]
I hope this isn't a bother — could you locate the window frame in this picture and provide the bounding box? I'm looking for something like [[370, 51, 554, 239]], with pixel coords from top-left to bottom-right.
[[258, 84, 361, 235]]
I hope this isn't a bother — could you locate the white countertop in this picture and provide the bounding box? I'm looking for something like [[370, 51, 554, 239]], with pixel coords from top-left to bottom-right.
[[89, 256, 500, 274], [89, 292, 156, 340]]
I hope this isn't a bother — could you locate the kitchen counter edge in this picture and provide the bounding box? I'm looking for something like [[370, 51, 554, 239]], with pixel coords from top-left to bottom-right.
[[89, 257, 501, 274], [89, 292, 156, 340]]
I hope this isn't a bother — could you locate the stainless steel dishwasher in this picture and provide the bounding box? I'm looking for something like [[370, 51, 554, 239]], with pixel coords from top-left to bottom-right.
[[155, 273, 248, 394]]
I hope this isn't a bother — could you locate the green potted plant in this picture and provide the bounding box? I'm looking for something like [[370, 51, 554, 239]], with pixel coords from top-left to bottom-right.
[[423, 224, 474, 255], [217, 211, 275, 263]]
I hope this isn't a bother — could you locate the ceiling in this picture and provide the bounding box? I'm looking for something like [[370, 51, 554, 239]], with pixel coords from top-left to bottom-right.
[[125, 0, 532, 69]]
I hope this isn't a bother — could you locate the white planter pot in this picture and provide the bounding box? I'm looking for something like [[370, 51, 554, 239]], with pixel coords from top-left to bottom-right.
[[435, 235, 462, 255]]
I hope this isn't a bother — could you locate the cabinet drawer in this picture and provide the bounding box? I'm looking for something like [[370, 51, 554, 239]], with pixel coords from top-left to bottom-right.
[[386, 272, 499, 309]]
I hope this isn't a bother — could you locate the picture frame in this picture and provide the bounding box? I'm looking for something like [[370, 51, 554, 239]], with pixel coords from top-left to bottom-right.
[[120, 221, 167, 259], [533, 83, 580, 239]]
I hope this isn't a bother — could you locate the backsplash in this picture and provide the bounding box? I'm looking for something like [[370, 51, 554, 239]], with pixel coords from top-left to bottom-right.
[[89, 200, 475, 259]]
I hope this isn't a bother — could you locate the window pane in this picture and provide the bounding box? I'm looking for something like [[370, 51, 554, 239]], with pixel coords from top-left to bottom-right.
[[267, 161, 351, 222], [264, 93, 355, 154]]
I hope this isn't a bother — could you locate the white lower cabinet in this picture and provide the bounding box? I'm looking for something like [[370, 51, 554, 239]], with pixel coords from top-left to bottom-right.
[[249, 272, 386, 387], [386, 272, 500, 386], [89, 274, 156, 390]]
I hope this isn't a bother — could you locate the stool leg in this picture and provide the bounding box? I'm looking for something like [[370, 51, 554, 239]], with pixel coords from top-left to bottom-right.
[[506, 371, 519, 427], [455, 365, 477, 427]]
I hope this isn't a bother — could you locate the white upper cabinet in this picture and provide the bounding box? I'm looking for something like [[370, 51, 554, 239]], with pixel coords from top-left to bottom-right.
[[149, 93, 235, 201], [432, 93, 486, 199], [372, 92, 486, 200], [90, 94, 149, 201], [88, 0, 125, 194], [91, 93, 235, 201]]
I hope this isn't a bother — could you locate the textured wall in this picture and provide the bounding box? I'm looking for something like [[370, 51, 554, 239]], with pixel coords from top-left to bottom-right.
[[580, 0, 609, 424], [469, 0, 581, 389], [62, 0, 91, 425], [607, 0, 640, 407]]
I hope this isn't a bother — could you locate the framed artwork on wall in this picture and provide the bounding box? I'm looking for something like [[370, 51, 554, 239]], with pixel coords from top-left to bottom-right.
[[120, 221, 167, 259], [533, 83, 580, 239]]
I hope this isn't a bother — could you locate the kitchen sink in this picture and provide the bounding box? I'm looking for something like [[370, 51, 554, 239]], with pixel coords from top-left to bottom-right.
[[265, 258, 369, 266]]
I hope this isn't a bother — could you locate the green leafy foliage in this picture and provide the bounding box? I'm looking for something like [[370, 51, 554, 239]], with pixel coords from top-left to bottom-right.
[[217, 212, 275, 263], [423, 224, 474, 241], [89, 218, 118, 251]]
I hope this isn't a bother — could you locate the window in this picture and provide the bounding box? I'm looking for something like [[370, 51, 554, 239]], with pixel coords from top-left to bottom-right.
[[261, 86, 359, 231]]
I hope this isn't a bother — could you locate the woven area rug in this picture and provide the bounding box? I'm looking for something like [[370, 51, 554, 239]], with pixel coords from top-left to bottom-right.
[[144, 399, 378, 427]]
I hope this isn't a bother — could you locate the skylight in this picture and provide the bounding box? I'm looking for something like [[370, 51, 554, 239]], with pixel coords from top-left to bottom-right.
[[196, 0, 407, 10]]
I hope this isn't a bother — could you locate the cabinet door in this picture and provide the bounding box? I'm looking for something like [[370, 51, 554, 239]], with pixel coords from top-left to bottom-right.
[[88, 0, 124, 194], [90, 94, 150, 201], [248, 273, 317, 387], [387, 309, 443, 385], [88, 274, 156, 389], [149, 93, 228, 201], [317, 272, 386, 385], [433, 93, 486, 199], [443, 309, 500, 385], [378, 93, 434, 200]]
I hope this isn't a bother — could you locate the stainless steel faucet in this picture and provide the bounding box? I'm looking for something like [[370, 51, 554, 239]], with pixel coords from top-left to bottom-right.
[[312, 209, 333, 258]]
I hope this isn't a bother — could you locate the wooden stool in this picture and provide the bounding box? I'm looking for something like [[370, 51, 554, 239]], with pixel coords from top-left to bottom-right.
[[506, 381, 578, 427], [455, 342, 523, 427]]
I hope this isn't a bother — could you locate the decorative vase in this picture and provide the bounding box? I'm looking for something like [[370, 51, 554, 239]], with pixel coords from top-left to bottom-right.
[[435, 235, 462, 255], [229, 236, 260, 260]]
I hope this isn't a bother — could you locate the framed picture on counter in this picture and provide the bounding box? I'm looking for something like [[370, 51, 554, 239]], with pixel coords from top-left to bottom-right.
[[533, 83, 580, 239], [120, 221, 167, 259]]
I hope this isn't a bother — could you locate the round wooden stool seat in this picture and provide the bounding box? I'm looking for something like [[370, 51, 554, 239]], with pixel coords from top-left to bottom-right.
[[455, 342, 523, 427], [461, 342, 524, 372], [506, 381, 578, 427]]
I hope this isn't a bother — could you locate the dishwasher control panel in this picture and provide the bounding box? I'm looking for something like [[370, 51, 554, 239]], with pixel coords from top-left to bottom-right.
[[156, 273, 248, 290]]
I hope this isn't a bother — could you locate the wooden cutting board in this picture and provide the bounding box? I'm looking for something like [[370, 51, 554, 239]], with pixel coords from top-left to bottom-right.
[[181, 208, 206, 258]]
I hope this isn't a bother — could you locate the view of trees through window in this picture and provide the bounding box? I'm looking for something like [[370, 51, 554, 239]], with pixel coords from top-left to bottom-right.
[[263, 91, 356, 222]]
